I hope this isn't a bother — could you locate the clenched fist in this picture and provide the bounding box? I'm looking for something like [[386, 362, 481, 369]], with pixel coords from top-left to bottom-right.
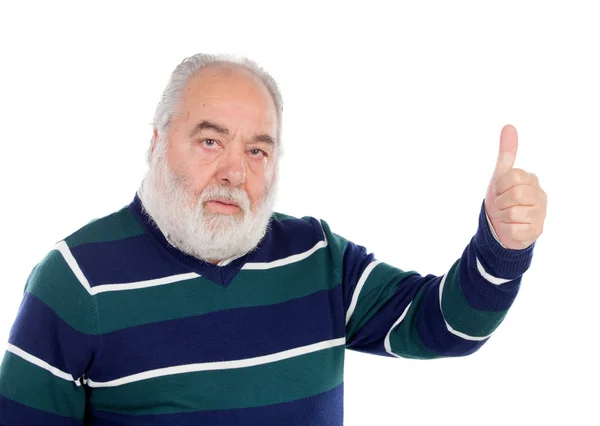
[[484, 125, 547, 250]]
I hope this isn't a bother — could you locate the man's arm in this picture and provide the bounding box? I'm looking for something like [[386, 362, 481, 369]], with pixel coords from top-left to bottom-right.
[[337, 125, 546, 358], [0, 246, 98, 425], [328, 198, 535, 359]]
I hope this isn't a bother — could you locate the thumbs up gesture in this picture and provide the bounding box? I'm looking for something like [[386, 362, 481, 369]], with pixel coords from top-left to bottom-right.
[[484, 125, 547, 250]]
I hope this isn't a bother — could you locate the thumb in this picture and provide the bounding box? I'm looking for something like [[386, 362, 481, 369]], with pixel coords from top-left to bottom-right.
[[493, 124, 518, 178]]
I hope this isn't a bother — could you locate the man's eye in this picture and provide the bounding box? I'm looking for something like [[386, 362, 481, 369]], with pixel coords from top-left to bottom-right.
[[249, 148, 265, 157], [203, 139, 218, 147]]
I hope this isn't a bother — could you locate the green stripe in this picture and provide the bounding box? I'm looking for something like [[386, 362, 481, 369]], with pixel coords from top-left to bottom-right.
[[272, 211, 304, 222], [441, 260, 509, 337], [90, 345, 344, 415], [64, 207, 146, 249], [27, 233, 340, 334], [25, 250, 97, 335], [0, 351, 85, 419], [346, 261, 419, 341], [387, 286, 442, 360], [95, 248, 340, 333]]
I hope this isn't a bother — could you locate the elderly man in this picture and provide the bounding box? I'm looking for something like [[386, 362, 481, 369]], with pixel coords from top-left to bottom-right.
[[0, 53, 546, 425]]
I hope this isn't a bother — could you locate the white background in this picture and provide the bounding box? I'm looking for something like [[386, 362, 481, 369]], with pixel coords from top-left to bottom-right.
[[1, 1, 598, 424]]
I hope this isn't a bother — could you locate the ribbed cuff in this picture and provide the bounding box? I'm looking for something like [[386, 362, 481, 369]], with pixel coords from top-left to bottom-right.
[[472, 199, 535, 280]]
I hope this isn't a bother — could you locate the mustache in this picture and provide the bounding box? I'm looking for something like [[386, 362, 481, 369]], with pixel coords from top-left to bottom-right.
[[196, 184, 251, 212]]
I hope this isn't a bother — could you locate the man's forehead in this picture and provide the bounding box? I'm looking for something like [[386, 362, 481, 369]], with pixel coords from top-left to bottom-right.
[[179, 69, 277, 126], [184, 66, 271, 104]]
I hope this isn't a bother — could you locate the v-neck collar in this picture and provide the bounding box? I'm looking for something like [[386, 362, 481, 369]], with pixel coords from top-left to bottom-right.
[[127, 192, 258, 287]]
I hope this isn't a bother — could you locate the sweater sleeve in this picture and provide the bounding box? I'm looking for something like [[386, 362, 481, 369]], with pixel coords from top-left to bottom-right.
[[0, 244, 98, 425], [323, 198, 535, 359]]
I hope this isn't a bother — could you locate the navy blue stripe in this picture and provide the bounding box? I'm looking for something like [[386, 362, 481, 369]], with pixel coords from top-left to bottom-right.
[[247, 215, 323, 263], [416, 278, 488, 356], [459, 243, 521, 311], [0, 394, 82, 426], [341, 241, 376, 313], [71, 234, 191, 288], [345, 273, 433, 356], [87, 285, 345, 382], [8, 293, 96, 379], [86, 383, 343, 426]]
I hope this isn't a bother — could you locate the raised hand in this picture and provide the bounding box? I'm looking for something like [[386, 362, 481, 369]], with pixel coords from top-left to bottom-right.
[[484, 125, 547, 250]]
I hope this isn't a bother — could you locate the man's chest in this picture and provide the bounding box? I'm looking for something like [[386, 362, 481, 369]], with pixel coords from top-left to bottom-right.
[[84, 270, 346, 421]]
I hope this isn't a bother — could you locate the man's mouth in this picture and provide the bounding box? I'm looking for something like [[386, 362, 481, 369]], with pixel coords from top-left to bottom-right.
[[208, 198, 239, 207], [205, 198, 241, 214]]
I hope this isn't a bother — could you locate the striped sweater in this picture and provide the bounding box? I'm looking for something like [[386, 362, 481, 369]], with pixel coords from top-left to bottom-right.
[[0, 192, 535, 425]]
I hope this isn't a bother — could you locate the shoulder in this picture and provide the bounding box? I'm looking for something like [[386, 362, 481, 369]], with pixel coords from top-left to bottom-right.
[[62, 203, 145, 251], [24, 202, 143, 302], [25, 201, 137, 290], [269, 211, 349, 247], [270, 211, 323, 236], [260, 211, 348, 258]]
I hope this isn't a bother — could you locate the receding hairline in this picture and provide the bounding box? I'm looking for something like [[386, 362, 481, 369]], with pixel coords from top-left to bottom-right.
[[184, 62, 276, 104], [174, 63, 279, 135]]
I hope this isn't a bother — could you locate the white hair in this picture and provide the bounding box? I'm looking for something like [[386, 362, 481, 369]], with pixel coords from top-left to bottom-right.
[[146, 52, 284, 163]]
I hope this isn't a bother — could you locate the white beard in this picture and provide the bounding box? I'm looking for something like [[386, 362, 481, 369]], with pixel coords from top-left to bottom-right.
[[138, 143, 278, 263]]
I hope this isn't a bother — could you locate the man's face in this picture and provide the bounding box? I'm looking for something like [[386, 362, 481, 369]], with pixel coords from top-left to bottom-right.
[[142, 65, 279, 262], [158, 65, 278, 217]]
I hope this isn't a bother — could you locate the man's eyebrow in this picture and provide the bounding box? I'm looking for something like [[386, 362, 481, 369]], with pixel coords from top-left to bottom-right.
[[251, 134, 276, 145], [189, 120, 276, 145], [189, 120, 229, 137]]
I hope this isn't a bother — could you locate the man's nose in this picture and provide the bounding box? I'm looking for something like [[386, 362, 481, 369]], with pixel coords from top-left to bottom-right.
[[215, 146, 246, 187]]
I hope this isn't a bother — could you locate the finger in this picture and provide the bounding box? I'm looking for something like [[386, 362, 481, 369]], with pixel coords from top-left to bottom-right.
[[495, 184, 539, 210], [494, 169, 538, 196], [498, 205, 536, 224], [493, 124, 518, 179]]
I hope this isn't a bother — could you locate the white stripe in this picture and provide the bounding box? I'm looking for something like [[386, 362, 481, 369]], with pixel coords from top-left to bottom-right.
[[55, 241, 92, 293], [439, 274, 492, 341], [89, 273, 200, 295], [55, 241, 200, 295], [242, 230, 329, 270], [384, 302, 412, 357], [476, 257, 512, 285], [345, 260, 382, 325], [6, 343, 81, 386], [86, 337, 346, 388]]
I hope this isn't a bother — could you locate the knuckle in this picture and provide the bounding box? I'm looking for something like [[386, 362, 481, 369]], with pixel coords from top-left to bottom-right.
[[530, 173, 539, 184], [512, 186, 525, 200], [512, 168, 528, 179]]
